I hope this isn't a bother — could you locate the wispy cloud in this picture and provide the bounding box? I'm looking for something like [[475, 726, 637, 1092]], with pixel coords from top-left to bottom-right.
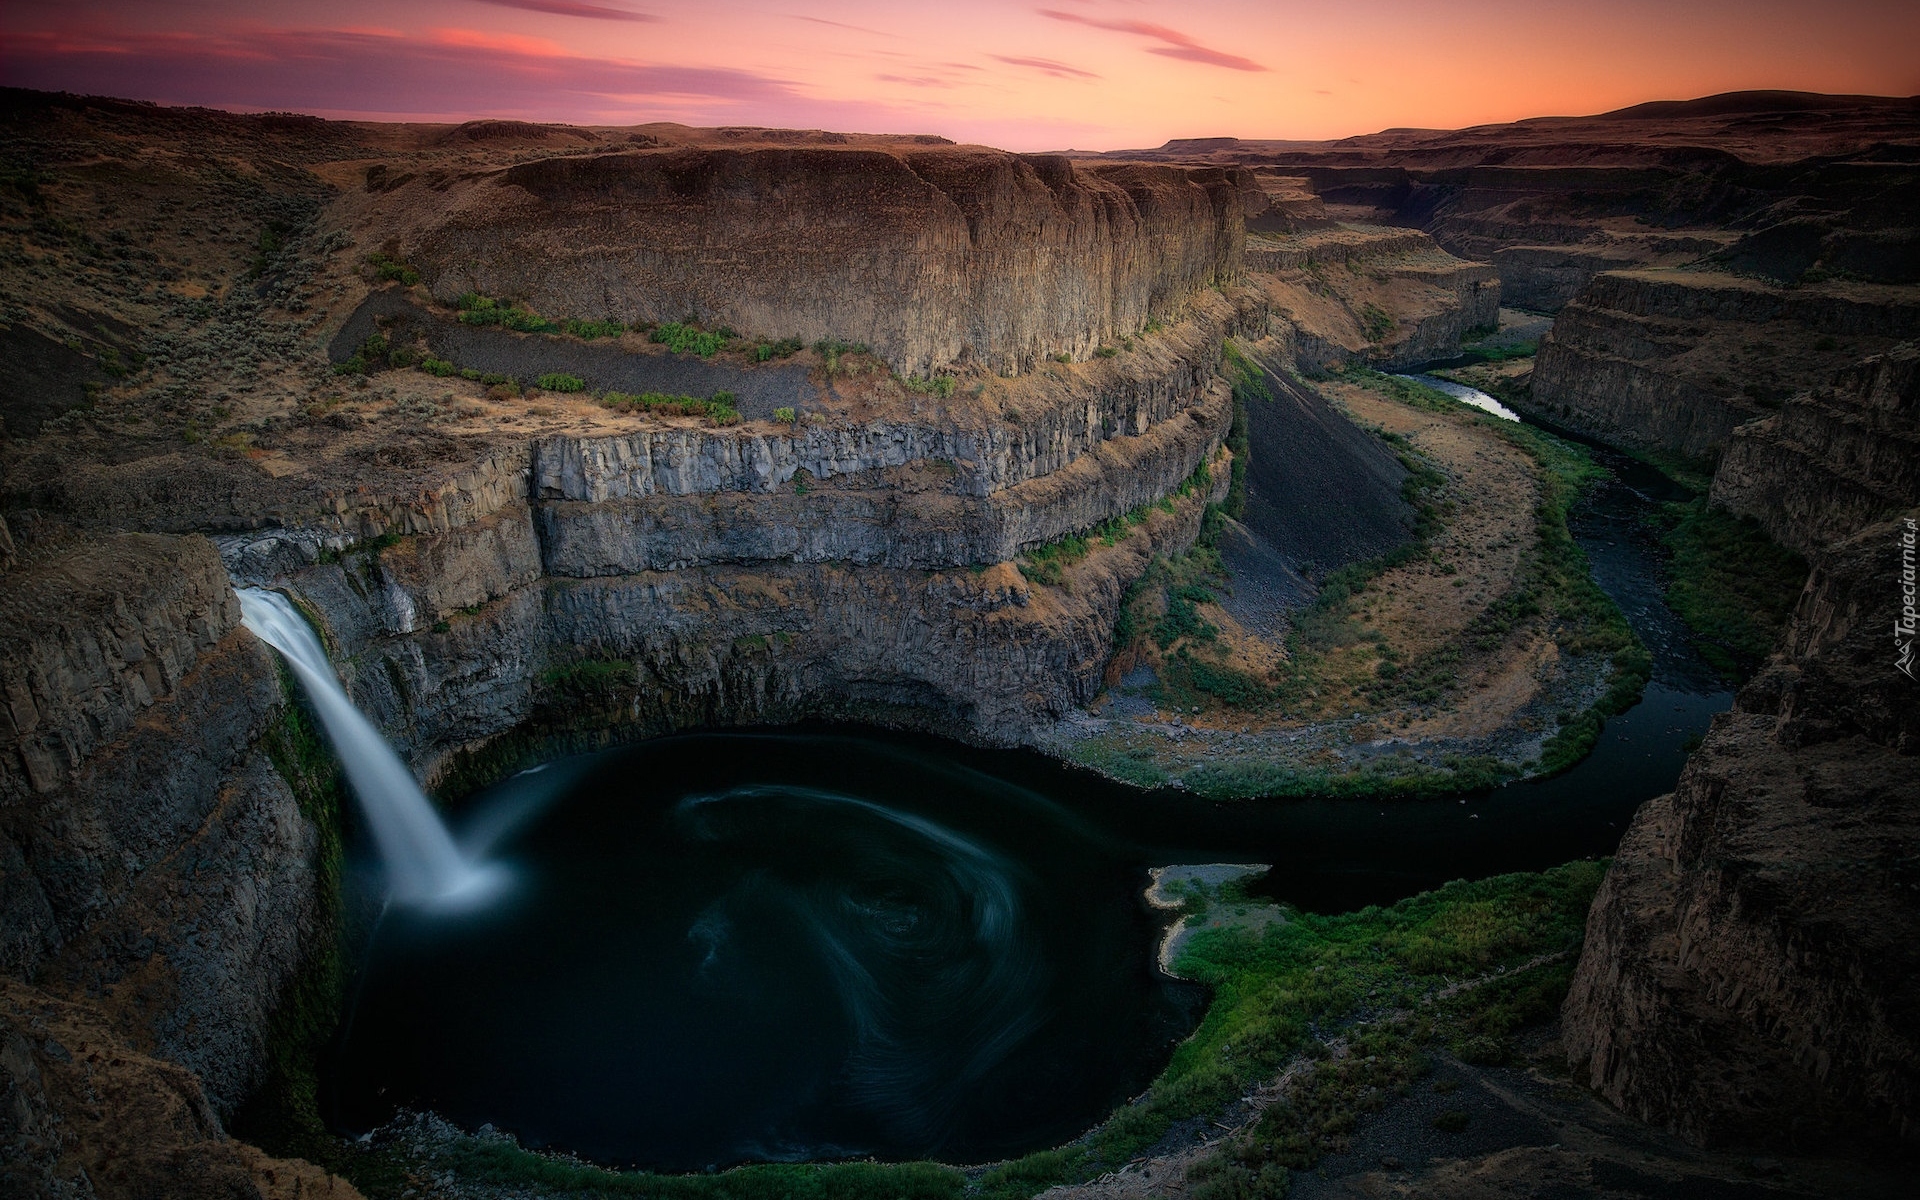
[[1038, 9, 1266, 72], [469, 0, 657, 21], [0, 27, 809, 122], [991, 54, 1099, 81], [792, 14, 899, 38]]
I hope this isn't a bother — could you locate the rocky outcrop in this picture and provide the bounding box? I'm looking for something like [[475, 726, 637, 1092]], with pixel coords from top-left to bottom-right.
[[0, 977, 362, 1200], [372, 148, 1254, 375], [1562, 512, 1920, 1149], [536, 390, 1229, 575], [1711, 343, 1920, 557], [1529, 270, 1920, 460], [1244, 226, 1499, 370], [0, 526, 322, 1116], [274, 441, 1230, 783]]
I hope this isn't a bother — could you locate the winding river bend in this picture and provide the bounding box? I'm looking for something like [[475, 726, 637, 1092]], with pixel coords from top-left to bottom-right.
[[328, 395, 1731, 1170]]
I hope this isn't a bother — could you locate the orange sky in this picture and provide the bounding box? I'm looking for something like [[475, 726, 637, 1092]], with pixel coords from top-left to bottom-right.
[[3, 0, 1916, 149]]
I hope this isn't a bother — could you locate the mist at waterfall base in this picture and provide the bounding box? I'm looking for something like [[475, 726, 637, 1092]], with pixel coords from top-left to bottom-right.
[[236, 588, 498, 908]]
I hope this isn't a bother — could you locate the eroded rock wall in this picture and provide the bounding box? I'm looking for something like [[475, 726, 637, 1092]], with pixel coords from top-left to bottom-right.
[[0, 527, 322, 1116], [0, 976, 362, 1200], [375, 148, 1253, 375], [1562, 513, 1920, 1149], [1711, 342, 1920, 557], [1528, 270, 1920, 460]]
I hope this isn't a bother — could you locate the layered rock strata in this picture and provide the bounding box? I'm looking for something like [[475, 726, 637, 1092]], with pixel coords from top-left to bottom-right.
[[1711, 342, 1920, 557], [1243, 226, 1499, 370], [366, 148, 1255, 375], [1529, 270, 1920, 459], [1563, 513, 1920, 1148]]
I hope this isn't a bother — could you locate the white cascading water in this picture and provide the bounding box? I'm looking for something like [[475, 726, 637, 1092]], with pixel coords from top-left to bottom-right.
[[238, 586, 490, 906]]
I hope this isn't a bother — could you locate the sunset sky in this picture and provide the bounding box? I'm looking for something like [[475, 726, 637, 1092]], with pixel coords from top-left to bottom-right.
[[3, 0, 1916, 150]]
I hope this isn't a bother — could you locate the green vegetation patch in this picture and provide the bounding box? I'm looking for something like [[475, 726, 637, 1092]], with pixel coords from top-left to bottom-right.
[[600, 390, 741, 427], [368, 252, 420, 286], [654, 322, 729, 358], [1655, 499, 1807, 680], [539, 657, 637, 697], [902, 372, 959, 398], [1340, 370, 1649, 776], [756, 337, 805, 362], [1018, 458, 1215, 588], [975, 862, 1606, 1199], [457, 292, 561, 334], [389, 1138, 964, 1200]]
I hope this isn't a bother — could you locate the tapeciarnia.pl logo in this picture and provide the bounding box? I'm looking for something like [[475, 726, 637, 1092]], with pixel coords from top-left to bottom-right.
[[1899, 517, 1917, 680]]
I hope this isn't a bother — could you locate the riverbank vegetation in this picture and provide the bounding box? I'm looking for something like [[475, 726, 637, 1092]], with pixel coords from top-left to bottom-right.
[[1082, 367, 1646, 798], [1654, 498, 1807, 680], [976, 860, 1604, 1200], [253, 859, 1602, 1200]]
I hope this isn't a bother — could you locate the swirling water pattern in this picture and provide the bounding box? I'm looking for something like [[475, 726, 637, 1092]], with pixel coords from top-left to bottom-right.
[[673, 787, 1044, 1151], [333, 735, 1192, 1169]]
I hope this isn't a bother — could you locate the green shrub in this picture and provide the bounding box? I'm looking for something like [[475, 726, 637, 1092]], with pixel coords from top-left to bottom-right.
[[456, 292, 560, 334], [563, 317, 626, 340], [1154, 583, 1219, 648], [367, 253, 420, 286], [774, 406, 797, 425], [331, 355, 367, 376], [420, 357, 456, 377], [652, 322, 728, 357], [903, 373, 958, 398], [756, 337, 805, 361], [599, 390, 739, 426], [536, 372, 587, 393], [1360, 302, 1395, 342]]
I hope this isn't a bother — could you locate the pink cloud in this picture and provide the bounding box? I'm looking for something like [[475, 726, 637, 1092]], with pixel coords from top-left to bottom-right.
[[991, 55, 1100, 81], [1038, 9, 1266, 72], [0, 27, 812, 122], [469, 0, 657, 21]]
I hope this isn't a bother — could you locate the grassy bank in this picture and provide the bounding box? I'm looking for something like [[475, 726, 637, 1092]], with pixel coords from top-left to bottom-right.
[[1083, 367, 1648, 798], [977, 860, 1606, 1199], [260, 856, 1603, 1200], [1654, 499, 1807, 681]]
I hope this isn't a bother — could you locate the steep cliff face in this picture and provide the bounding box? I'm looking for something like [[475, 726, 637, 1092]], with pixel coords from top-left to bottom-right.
[[1562, 513, 1920, 1149], [0, 526, 322, 1116], [1711, 343, 1920, 556], [0, 977, 362, 1200], [1243, 225, 1499, 370], [369, 148, 1253, 375], [1528, 270, 1920, 460]]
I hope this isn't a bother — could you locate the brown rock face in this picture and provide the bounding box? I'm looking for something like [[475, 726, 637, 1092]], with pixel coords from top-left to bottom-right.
[[1528, 271, 1920, 460], [0, 526, 321, 1116], [0, 977, 361, 1200], [379, 148, 1252, 375], [1562, 513, 1920, 1149], [1712, 343, 1920, 557]]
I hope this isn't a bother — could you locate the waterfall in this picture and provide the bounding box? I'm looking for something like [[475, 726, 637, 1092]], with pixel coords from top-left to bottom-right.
[[238, 587, 491, 906]]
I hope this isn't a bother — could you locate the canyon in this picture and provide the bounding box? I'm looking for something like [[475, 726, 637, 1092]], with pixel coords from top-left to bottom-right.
[[1, 87, 1917, 1198]]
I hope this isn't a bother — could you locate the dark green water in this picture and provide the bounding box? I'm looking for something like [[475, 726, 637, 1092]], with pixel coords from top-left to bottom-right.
[[329, 427, 1731, 1171]]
